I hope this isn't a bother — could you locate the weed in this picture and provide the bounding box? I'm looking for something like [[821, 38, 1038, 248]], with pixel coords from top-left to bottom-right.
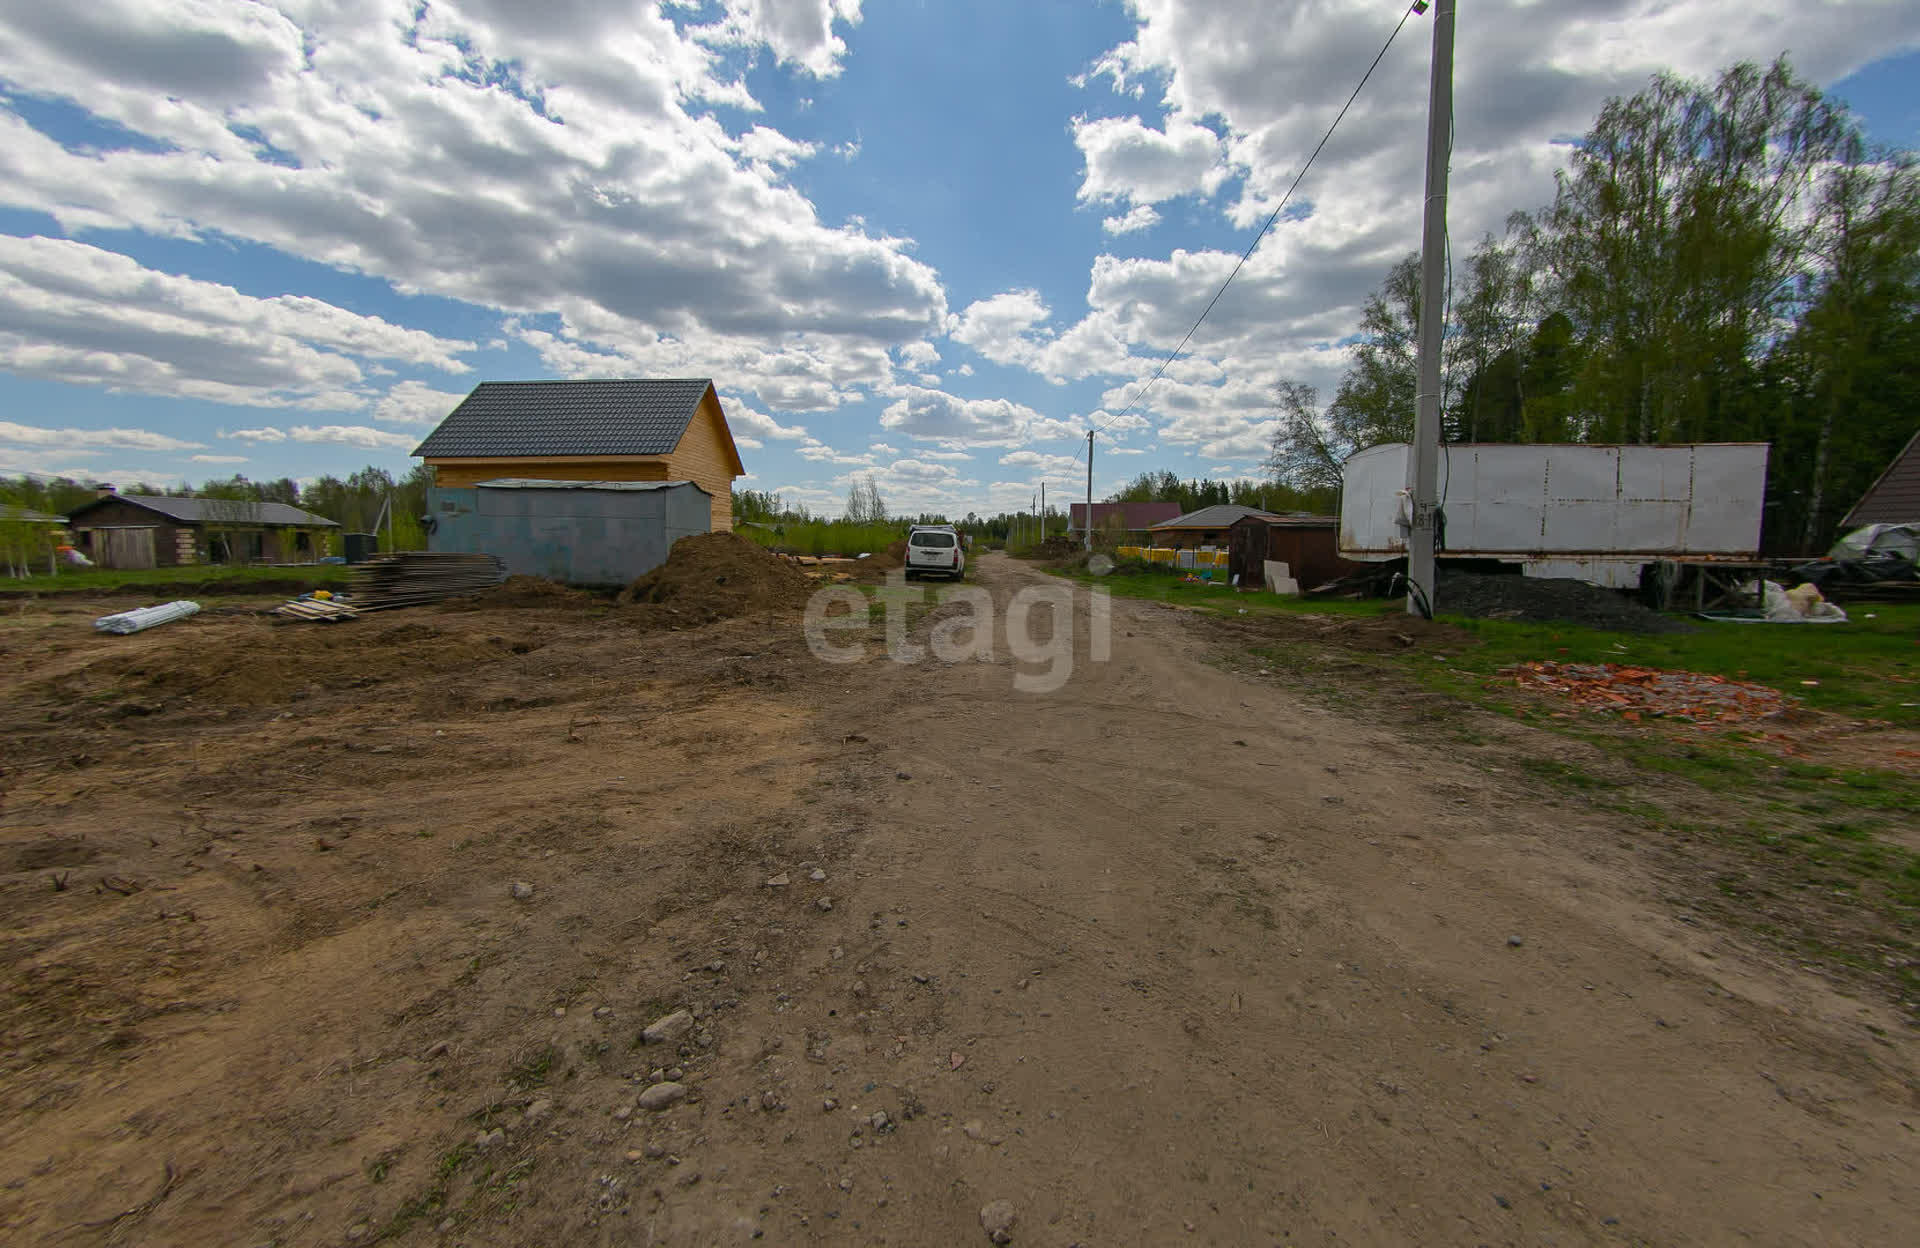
[[505, 1045, 558, 1091]]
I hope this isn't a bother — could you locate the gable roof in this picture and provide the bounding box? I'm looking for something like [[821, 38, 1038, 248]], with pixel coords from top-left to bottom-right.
[[1151, 504, 1282, 530], [1844, 429, 1920, 527], [67, 495, 339, 527], [413, 378, 728, 462], [1068, 501, 1185, 530]]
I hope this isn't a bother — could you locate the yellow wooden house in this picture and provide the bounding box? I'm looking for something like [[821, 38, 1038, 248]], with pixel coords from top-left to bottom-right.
[[413, 378, 746, 531]]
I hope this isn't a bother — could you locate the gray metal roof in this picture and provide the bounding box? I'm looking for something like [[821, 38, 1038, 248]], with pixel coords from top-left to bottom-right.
[[473, 478, 710, 495], [1151, 504, 1282, 529], [413, 378, 716, 459], [69, 494, 339, 527]]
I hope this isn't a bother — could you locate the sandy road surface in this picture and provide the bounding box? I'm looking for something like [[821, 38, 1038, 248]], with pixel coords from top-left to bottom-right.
[[1, 553, 1914, 1246]]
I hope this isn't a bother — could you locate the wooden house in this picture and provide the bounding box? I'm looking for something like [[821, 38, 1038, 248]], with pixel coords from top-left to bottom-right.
[[413, 379, 746, 532], [65, 489, 340, 569]]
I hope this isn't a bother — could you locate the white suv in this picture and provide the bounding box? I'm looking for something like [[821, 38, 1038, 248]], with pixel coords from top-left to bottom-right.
[[905, 525, 966, 580]]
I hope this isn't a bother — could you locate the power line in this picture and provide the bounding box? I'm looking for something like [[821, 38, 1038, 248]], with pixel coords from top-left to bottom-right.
[[1091, 2, 1425, 439]]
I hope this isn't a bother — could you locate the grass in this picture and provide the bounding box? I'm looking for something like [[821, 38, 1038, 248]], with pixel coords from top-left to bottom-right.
[[0, 562, 353, 595], [1065, 562, 1920, 727], [738, 520, 904, 558], [1419, 605, 1920, 728]]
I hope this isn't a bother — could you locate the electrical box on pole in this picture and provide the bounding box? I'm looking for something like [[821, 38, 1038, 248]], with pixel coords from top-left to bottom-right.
[[1407, 0, 1454, 616]]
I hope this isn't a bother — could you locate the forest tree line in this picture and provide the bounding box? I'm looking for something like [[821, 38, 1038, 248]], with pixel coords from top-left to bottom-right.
[[1267, 57, 1920, 554]]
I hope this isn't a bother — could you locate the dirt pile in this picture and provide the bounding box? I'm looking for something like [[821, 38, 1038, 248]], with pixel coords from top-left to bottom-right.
[[617, 532, 813, 621], [1437, 570, 1690, 634]]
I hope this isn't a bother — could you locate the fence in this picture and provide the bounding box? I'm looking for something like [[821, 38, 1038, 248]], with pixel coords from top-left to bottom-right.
[[1115, 546, 1229, 569]]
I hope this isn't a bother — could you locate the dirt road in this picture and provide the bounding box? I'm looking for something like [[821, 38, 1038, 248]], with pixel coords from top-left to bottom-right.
[[2, 553, 1914, 1246]]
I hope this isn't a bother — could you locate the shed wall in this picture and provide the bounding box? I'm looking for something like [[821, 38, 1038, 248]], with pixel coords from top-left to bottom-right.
[[426, 483, 711, 585]]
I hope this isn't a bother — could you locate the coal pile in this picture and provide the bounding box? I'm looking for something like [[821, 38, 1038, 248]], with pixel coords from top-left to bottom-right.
[[1436, 571, 1690, 634], [351, 552, 507, 610]]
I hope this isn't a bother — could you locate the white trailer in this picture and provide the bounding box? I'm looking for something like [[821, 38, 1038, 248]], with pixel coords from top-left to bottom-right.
[[1338, 442, 1770, 589]]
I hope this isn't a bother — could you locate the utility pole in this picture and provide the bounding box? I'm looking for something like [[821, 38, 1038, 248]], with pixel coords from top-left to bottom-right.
[[1407, 0, 1454, 616], [1084, 429, 1094, 551], [1040, 481, 1046, 538]]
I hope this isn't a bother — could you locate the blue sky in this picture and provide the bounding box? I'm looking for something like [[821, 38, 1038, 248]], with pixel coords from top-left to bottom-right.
[[1, 1, 1916, 518]]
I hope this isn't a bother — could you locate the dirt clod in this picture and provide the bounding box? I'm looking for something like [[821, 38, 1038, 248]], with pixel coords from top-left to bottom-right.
[[980, 1198, 1017, 1243]]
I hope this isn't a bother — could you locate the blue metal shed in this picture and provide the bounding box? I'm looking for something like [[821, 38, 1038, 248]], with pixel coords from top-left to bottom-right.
[[427, 479, 711, 586]]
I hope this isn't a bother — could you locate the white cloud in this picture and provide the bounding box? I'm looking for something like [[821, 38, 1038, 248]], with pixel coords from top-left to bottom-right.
[[373, 380, 469, 426], [0, 235, 472, 410], [720, 395, 811, 441], [877, 385, 1047, 447], [289, 425, 417, 450], [734, 435, 765, 450], [0, 418, 203, 452], [190, 453, 248, 464], [999, 450, 1084, 474], [1102, 204, 1161, 235], [795, 438, 875, 466], [692, 0, 866, 78], [223, 422, 410, 453], [1072, 114, 1227, 206], [0, 0, 943, 417], [950, 289, 1051, 368]]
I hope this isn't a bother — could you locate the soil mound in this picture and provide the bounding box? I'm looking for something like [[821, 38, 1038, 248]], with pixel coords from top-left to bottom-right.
[[1437, 571, 1691, 634], [617, 532, 812, 621]]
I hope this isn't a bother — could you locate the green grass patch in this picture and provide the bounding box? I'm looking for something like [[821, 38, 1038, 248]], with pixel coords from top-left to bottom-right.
[[738, 520, 904, 558], [1414, 604, 1920, 728]]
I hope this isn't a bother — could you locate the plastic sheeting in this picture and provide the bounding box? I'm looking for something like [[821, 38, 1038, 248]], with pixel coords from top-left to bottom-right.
[[93, 600, 201, 635]]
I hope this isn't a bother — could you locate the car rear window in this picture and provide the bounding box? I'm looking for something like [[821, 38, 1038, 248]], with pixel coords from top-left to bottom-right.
[[912, 532, 956, 548]]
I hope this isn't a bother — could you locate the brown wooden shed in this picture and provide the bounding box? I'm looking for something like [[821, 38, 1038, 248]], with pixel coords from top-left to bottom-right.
[[1227, 514, 1360, 590], [65, 490, 340, 569]]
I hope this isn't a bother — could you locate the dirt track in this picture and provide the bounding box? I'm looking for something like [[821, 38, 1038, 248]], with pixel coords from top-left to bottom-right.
[[2, 554, 1914, 1246]]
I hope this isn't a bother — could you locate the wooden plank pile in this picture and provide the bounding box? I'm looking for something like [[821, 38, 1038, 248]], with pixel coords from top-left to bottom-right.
[[273, 598, 359, 622], [350, 552, 508, 610]]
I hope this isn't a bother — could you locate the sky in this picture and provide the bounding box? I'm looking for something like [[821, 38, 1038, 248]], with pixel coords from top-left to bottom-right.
[[1, 0, 1917, 519]]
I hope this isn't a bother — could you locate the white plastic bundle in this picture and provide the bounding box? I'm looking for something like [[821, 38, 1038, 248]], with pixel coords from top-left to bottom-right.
[[93, 600, 202, 635]]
